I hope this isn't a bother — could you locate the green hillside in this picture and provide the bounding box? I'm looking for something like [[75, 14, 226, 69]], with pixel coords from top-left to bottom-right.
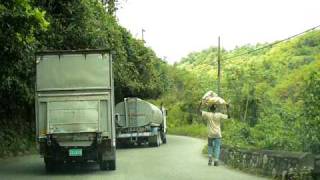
[[157, 30, 320, 153], [0, 0, 319, 157]]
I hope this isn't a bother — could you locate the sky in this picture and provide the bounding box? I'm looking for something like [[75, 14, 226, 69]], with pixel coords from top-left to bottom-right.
[[117, 0, 320, 64]]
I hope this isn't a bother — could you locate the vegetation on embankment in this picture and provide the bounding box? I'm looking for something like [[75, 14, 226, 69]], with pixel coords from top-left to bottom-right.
[[1, 0, 319, 158], [155, 30, 320, 154], [168, 124, 207, 139], [0, 1, 170, 157]]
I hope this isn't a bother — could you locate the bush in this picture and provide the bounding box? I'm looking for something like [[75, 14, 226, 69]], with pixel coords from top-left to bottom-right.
[[168, 124, 207, 139]]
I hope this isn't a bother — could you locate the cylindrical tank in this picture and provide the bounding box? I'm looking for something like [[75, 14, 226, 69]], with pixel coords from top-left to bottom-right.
[[115, 98, 163, 128]]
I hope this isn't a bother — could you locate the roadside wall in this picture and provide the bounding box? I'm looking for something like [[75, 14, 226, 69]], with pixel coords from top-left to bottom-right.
[[220, 146, 319, 180]]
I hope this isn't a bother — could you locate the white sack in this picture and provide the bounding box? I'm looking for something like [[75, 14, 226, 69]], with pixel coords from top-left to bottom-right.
[[202, 91, 227, 105]]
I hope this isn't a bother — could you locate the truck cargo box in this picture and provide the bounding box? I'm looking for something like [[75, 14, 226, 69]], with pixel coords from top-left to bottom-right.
[[35, 50, 116, 171]]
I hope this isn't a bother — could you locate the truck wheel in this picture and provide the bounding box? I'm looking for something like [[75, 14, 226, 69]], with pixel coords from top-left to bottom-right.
[[108, 160, 116, 170], [100, 160, 108, 171], [44, 158, 56, 172], [156, 133, 161, 147], [162, 136, 167, 144], [161, 132, 167, 144], [148, 132, 161, 147], [148, 140, 154, 147], [148, 135, 157, 147]]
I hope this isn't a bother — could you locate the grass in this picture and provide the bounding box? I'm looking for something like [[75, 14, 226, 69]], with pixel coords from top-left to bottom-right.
[[168, 124, 207, 139]]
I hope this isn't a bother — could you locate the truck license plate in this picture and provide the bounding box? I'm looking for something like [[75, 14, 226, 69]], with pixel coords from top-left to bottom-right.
[[69, 149, 82, 156]]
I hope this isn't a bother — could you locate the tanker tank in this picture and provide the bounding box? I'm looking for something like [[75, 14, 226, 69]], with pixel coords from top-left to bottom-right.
[[115, 98, 167, 147]]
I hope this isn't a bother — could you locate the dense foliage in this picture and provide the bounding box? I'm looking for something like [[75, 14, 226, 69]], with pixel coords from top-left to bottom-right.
[[0, 0, 49, 156], [0, 0, 319, 157], [158, 30, 320, 153], [35, 0, 169, 101], [0, 0, 170, 156]]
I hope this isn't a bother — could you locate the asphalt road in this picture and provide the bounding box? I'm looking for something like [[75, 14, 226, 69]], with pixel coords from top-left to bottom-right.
[[0, 135, 268, 180]]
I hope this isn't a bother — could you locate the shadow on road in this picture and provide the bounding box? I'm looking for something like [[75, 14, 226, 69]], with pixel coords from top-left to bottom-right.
[[116, 142, 160, 149], [44, 163, 103, 176], [0, 157, 114, 177]]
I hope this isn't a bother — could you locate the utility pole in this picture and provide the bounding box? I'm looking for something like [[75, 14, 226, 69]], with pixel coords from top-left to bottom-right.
[[141, 28, 145, 42], [217, 36, 221, 96], [163, 56, 167, 61]]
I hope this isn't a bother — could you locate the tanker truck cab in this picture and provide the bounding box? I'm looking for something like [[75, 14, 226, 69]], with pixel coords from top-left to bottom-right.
[[35, 50, 116, 172], [115, 98, 167, 147]]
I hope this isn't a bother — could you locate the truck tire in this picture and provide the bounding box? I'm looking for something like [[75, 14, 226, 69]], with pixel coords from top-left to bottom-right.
[[44, 158, 56, 172], [162, 135, 167, 144], [100, 160, 108, 170], [148, 136, 156, 147], [108, 160, 116, 170], [161, 132, 167, 144], [148, 139, 155, 147], [149, 132, 161, 147], [156, 133, 161, 147]]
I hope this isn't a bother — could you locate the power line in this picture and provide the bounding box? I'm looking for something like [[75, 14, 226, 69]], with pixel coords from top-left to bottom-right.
[[222, 24, 320, 61]]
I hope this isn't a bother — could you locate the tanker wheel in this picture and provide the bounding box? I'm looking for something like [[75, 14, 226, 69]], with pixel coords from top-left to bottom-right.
[[156, 132, 161, 147], [148, 137, 155, 147], [161, 132, 167, 144], [162, 136, 167, 144], [148, 133, 160, 147]]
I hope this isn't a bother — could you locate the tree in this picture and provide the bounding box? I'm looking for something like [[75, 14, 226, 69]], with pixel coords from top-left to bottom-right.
[[0, 0, 48, 118]]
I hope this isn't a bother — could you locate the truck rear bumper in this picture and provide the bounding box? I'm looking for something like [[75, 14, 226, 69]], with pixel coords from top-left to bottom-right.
[[117, 132, 154, 138], [116, 127, 159, 139], [39, 138, 115, 163], [44, 144, 98, 162]]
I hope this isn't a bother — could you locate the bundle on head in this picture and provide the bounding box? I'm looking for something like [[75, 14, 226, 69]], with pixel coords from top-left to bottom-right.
[[202, 91, 226, 107]]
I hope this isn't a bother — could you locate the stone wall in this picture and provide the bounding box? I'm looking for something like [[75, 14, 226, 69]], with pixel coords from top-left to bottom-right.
[[220, 146, 319, 180]]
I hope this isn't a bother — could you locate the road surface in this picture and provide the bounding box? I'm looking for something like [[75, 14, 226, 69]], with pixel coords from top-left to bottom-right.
[[0, 135, 268, 180]]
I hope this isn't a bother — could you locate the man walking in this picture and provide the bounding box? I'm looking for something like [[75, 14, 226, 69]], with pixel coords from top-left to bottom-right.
[[200, 92, 230, 166]]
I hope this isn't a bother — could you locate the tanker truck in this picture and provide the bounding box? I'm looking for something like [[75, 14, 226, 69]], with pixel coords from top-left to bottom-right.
[[115, 98, 167, 147], [35, 50, 116, 172]]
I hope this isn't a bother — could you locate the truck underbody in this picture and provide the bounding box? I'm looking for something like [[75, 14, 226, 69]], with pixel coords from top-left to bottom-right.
[[39, 133, 116, 171], [116, 125, 167, 147]]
